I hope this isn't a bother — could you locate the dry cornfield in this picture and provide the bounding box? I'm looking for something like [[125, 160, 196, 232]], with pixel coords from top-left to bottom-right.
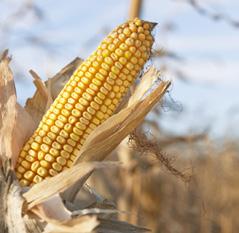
[[0, 18, 171, 233], [1, 16, 238, 233]]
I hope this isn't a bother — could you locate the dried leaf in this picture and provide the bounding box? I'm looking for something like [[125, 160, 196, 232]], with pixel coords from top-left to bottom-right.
[[43, 215, 99, 233], [75, 70, 170, 164], [11, 104, 35, 168], [44, 215, 148, 233], [0, 50, 17, 165], [31, 194, 71, 221], [127, 67, 159, 107], [23, 161, 119, 209], [24, 70, 52, 127]]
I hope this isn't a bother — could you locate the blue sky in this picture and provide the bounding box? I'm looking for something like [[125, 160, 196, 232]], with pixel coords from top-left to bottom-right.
[[1, 0, 239, 138]]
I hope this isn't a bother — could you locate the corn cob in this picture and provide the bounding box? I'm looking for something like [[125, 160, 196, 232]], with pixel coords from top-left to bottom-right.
[[15, 18, 156, 186]]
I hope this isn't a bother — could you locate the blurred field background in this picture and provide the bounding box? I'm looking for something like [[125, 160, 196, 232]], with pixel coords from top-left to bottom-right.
[[1, 0, 239, 232]]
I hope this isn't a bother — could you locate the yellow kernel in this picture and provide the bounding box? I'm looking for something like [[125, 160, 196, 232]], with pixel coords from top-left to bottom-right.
[[96, 111, 105, 120], [96, 72, 105, 81], [94, 96, 103, 105], [125, 38, 134, 46], [89, 123, 97, 130], [103, 82, 112, 91], [42, 124, 49, 132], [120, 86, 126, 92], [64, 123, 72, 132], [87, 106, 96, 115], [97, 92, 105, 100], [113, 86, 120, 92], [116, 79, 123, 85], [25, 155, 35, 162], [69, 116, 77, 124], [63, 144, 73, 153], [49, 169, 58, 177], [100, 105, 107, 113], [113, 98, 119, 105], [72, 109, 81, 117], [123, 28, 131, 35], [85, 72, 92, 79], [40, 160, 51, 169], [55, 120, 64, 128], [67, 138, 76, 147], [35, 136, 42, 143], [90, 101, 100, 110], [41, 144, 49, 153], [80, 117, 89, 125], [83, 111, 92, 120], [139, 45, 147, 52], [104, 99, 112, 106], [92, 117, 100, 125], [56, 157, 66, 166], [60, 130, 68, 138], [111, 66, 120, 75], [67, 160, 73, 167], [73, 127, 83, 136], [109, 104, 115, 111], [137, 26, 144, 32], [17, 165, 26, 175], [52, 162, 62, 172], [92, 79, 101, 86], [56, 103, 63, 110], [119, 57, 127, 65], [108, 72, 117, 80], [58, 97, 66, 104], [49, 113, 56, 120], [130, 32, 138, 39], [131, 56, 138, 64], [52, 142, 61, 150], [60, 150, 70, 159], [56, 135, 66, 144], [119, 33, 126, 41], [74, 87, 82, 95], [47, 132, 56, 140], [65, 103, 73, 110], [92, 61, 99, 68], [125, 51, 132, 59], [58, 115, 67, 123], [68, 98, 75, 105], [102, 49, 109, 57], [43, 136, 51, 145], [51, 125, 60, 134], [126, 62, 134, 70], [111, 53, 118, 61], [124, 80, 130, 86], [138, 33, 146, 41], [31, 161, 40, 172], [66, 85, 73, 92], [38, 151, 45, 160], [70, 133, 80, 141], [75, 122, 87, 130], [105, 57, 113, 65], [45, 154, 55, 162], [101, 63, 110, 71], [24, 171, 35, 180], [49, 148, 59, 157], [135, 40, 142, 47], [33, 175, 43, 184], [120, 44, 128, 51], [28, 149, 36, 157], [19, 179, 30, 187], [37, 167, 48, 177], [100, 86, 108, 95]]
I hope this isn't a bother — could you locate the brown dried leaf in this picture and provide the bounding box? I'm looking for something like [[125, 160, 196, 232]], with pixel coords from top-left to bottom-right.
[[23, 161, 119, 209], [75, 69, 170, 164], [0, 50, 17, 165], [12, 104, 35, 168]]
